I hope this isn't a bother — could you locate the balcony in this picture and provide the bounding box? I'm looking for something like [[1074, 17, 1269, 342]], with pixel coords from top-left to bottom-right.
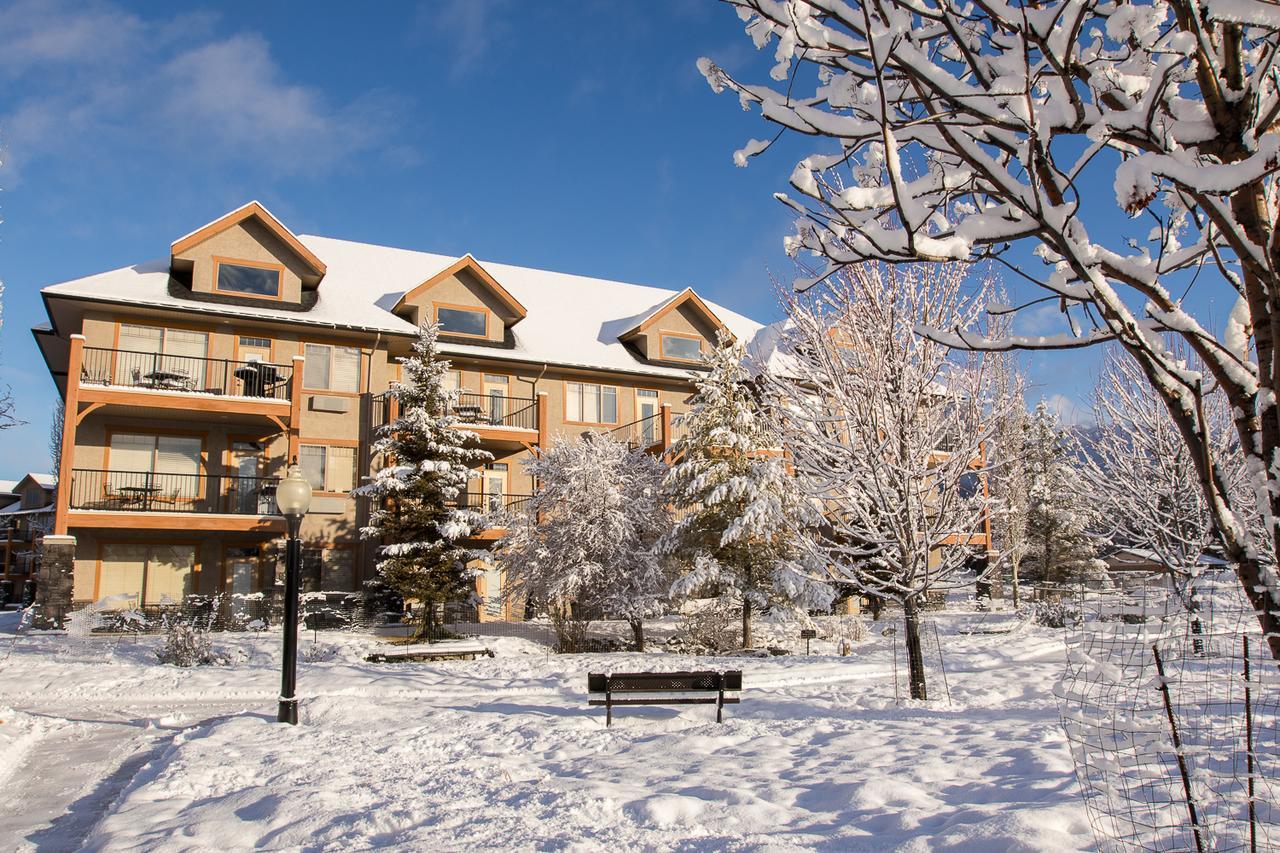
[[372, 391, 543, 447], [609, 411, 663, 451], [77, 348, 295, 421], [66, 469, 285, 533], [446, 489, 533, 539]]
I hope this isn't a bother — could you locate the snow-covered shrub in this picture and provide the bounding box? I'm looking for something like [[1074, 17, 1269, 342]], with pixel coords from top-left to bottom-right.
[[1029, 599, 1079, 630], [671, 601, 740, 654], [155, 619, 228, 667], [302, 641, 340, 663]]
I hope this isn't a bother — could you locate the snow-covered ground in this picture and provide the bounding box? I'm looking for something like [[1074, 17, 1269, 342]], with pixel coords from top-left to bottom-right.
[[0, 608, 1094, 851]]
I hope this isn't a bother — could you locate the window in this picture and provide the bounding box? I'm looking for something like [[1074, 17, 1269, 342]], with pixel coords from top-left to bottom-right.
[[303, 344, 360, 392], [323, 549, 354, 590], [98, 543, 195, 607], [565, 381, 618, 424], [444, 370, 462, 395], [107, 433, 202, 503], [116, 324, 209, 387], [300, 445, 357, 493], [238, 336, 272, 363], [660, 333, 703, 362], [435, 305, 487, 337], [215, 261, 281, 298]]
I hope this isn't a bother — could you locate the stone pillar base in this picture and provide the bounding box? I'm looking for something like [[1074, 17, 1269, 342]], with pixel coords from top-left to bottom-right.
[[33, 534, 75, 630]]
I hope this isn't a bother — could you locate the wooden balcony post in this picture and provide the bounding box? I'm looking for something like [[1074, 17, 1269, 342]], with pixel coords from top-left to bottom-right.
[[536, 392, 549, 450], [54, 335, 85, 535], [660, 403, 673, 452], [288, 355, 305, 462]]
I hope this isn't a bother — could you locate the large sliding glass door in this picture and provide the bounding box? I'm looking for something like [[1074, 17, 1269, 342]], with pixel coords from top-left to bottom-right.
[[98, 543, 196, 607], [107, 433, 203, 510]]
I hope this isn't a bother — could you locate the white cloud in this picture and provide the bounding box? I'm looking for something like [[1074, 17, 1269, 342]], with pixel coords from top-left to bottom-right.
[[416, 0, 510, 79], [1041, 392, 1095, 427], [0, 0, 410, 181]]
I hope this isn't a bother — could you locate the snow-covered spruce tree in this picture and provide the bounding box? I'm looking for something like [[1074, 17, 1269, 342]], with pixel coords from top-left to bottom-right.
[[764, 263, 1011, 701], [701, 1, 1280, 660], [1022, 403, 1105, 590], [663, 331, 834, 650], [495, 433, 672, 651], [353, 322, 491, 635]]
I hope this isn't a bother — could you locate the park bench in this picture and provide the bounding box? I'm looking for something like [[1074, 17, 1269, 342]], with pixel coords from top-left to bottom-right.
[[366, 641, 495, 663], [587, 670, 742, 726]]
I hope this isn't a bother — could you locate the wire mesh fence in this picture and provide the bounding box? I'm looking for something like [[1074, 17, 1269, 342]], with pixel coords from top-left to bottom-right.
[[1055, 571, 1279, 851]]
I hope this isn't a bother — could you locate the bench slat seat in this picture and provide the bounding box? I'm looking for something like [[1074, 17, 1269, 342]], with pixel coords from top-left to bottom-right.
[[587, 670, 743, 726]]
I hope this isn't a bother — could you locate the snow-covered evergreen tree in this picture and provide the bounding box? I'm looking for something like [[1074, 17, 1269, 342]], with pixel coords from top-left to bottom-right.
[[353, 322, 491, 634], [662, 332, 833, 649], [495, 432, 672, 651], [1022, 403, 1104, 589], [766, 263, 1009, 701]]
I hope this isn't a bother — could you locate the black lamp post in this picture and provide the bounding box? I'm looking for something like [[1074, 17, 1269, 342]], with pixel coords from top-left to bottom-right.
[[275, 462, 312, 725]]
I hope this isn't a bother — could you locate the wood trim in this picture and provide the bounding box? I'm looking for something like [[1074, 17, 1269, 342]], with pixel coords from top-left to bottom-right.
[[289, 356, 304, 463], [561, 380, 620, 427], [78, 385, 290, 418], [74, 512, 285, 533], [211, 256, 285, 302], [397, 255, 527, 320], [623, 288, 733, 342], [170, 201, 327, 276], [656, 331, 705, 364], [433, 302, 490, 341], [55, 335, 85, 535]]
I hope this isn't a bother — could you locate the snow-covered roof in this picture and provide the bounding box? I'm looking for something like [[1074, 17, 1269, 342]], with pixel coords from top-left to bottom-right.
[[23, 473, 56, 491], [0, 502, 54, 517], [42, 234, 765, 380], [0, 480, 18, 494]]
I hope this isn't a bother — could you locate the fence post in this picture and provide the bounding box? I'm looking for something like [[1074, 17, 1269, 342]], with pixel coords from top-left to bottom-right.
[[1152, 644, 1205, 853]]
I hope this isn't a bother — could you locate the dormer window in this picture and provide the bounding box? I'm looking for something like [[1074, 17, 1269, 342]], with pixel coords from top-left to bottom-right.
[[214, 258, 283, 299], [435, 304, 488, 338], [660, 332, 703, 363]]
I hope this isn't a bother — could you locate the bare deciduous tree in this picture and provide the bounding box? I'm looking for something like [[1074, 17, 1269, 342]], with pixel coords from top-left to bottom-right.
[[763, 263, 1011, 699], [702, 0, 1280, 659]]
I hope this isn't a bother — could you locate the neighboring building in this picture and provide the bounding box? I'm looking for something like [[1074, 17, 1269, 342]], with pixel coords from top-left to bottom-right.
[[33, 201, 761, 614], [1, 473, 56, 593]]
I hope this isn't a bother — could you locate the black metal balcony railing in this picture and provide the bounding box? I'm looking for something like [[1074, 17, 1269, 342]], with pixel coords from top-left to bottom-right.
[[453, 393, 537, 431], [370, 392, 539, 433], [609, 412, 663, 450], [69, 469, 280, 515], [80, 348, 293, 401], [450, 491, 533, 517]]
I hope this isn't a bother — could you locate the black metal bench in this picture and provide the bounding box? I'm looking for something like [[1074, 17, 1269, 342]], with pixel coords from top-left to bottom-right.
[[587, 670, 742, 726]]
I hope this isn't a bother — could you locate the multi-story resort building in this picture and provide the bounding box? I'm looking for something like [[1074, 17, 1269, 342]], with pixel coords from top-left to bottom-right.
[[34, 202, 763, 616]]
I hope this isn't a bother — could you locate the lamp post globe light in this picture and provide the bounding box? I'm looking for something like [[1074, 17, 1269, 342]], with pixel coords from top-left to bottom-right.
[[275, 462, 312, 725]]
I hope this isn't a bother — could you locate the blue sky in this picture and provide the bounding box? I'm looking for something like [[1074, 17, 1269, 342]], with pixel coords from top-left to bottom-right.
[[0, 0, 1234, 475]]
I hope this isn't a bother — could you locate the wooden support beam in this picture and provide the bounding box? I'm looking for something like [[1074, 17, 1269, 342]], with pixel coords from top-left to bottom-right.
[[536, 392, 549, 450], [288, 355, 304, 463], [54, 335, 85, 536]]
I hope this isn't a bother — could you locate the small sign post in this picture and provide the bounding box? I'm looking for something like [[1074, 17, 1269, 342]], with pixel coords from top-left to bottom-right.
[[800, 628, 817, 655]]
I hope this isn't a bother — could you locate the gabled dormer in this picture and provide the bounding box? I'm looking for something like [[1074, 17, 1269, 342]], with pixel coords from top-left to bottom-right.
[[618, 287, 732, 366], [169, 201, 326, 308], [392, 255, 527, 344]]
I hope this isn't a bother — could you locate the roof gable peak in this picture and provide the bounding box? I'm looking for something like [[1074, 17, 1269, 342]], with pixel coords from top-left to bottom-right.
[[170, 201, 327, 277]]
